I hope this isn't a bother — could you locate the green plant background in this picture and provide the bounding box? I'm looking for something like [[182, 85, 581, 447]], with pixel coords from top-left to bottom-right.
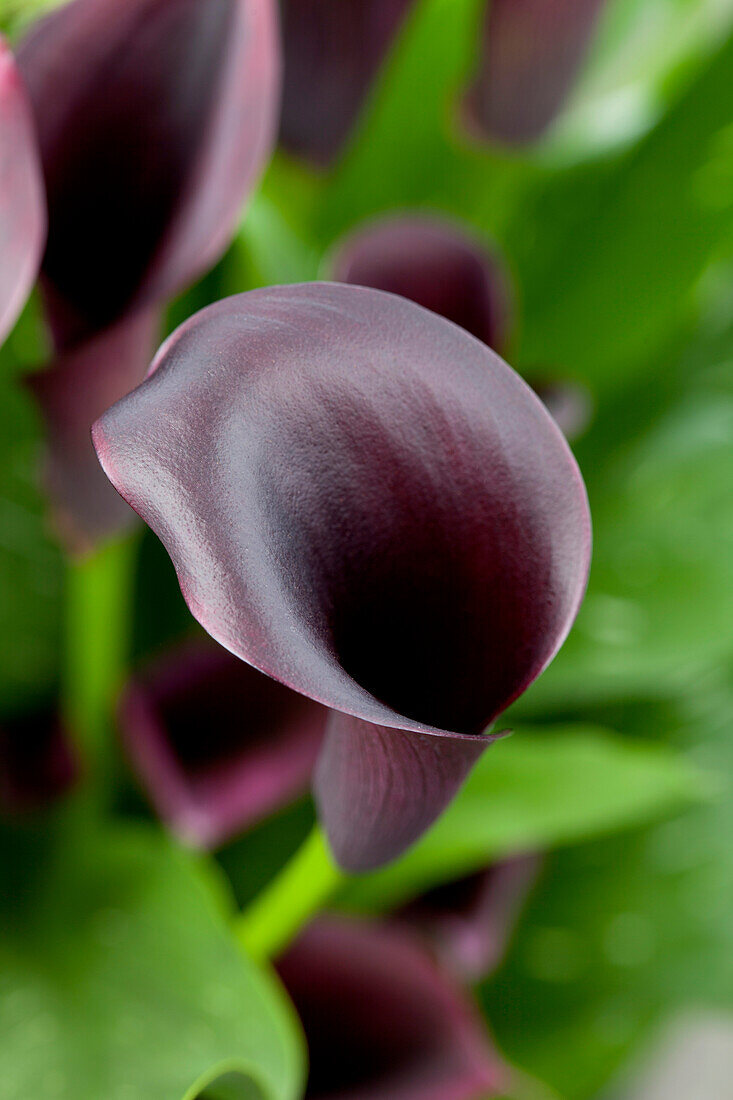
[[1, 0, 732, 1096]]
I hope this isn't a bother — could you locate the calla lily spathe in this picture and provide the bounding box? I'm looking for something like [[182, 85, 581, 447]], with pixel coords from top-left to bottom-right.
[[0, 37, 45, 347], [93, 283, 591, 870], [17, 0, 280, 547], [118, 639, 325, 848], [276, 917, 507, 1100]]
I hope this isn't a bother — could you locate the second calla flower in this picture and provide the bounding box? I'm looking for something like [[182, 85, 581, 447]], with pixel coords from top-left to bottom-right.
[[93, 283, 591, 870]]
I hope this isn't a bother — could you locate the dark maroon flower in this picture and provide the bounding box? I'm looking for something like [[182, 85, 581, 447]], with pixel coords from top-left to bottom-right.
[[0, 708, 77, 813], [17, 0, 280, 546], [279, 0, 414, 166], [331, 215, 510, 353], [93, 284, 591, 870], [276, 917, 507, 1100], [467, 0, 607, 145], [118, 639, 325, 848], [396, 855, 540, 982], [0, 38, 45, 346]]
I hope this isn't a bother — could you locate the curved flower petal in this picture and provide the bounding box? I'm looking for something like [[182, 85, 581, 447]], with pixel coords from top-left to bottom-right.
[[468, 0, 607, 145], [93, 283, 591, 867], [276, 917, 507, 1100], [118, 639, 325, 848], [396, 855, 540, 981], [331, 215, 510, 353], [27, 308, 160, 551], [18, 0, 280, 346], [0, 38, 45, 346], [0, 708, 77, 813], [315, 715, 493, 872], [279, 0, 413, 166]]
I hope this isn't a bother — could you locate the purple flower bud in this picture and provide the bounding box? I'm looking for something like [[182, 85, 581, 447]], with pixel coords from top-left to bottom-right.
[[0, 38, 45, 346], [93, 284, 591, 869], [0, 708, 77, 813], [276, 917, 507, 1100], [118, 640, 325, 848], [468, 0, 607, 145], [279, 0, 414, 166], [331, 215, 510, 353], [17, 0, 280, 546], [395, 855, 540, 982]]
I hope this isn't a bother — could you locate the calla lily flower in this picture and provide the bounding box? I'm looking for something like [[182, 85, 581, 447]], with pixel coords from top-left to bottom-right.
[[0, 37, 45, 346], [276, 917, 507, 1100], [468, 0, 607, 145], [331, 214, 510, 353], [93, 283, 591, 870], [0, 708, 77, 813], [17, 0, 280, 546], [333, 215, 591, 439], [279, 0, 414, 166], [118, 639, 325, 848], [396, 855, 540, 982]]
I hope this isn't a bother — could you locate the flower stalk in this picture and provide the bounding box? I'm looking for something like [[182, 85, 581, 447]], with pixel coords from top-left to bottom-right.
[[235, 824, 345, 961]]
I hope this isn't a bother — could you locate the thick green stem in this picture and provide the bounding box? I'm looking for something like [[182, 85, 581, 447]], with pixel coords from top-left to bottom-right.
[[234, 825, 345, 962], [63, 534, 138, 804]]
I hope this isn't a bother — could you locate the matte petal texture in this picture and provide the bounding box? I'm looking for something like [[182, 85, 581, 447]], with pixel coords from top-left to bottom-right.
[[0, 709, 77, 813], [0, 39, 45, 346], [469, 0, 607, 145], [27, 309, 159, 551], [93, 283, 591, 867], [332, 215, 510, 353], [315, 715, 492, 872], [396, 855, 540, 981], [118, 640, 325, 848], [276, 917, 506, 1100], [17, 0, 280, 346], [279, 0, 414, 166]]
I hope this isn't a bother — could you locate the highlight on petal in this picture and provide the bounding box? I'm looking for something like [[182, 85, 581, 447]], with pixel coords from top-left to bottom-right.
[[395, 855, 540, 981], [118, 639, 326, 848], [93, 283, 591, 868], [0, 708, 77, 813], [467, 0, 607, 145], [276, 917, 507, 1100], [27, 308, 160, 552], [331, 214, 510, 352], [0, 37, 45, 346], [18, 0, 280, 346], [279, 0, 414, 166]]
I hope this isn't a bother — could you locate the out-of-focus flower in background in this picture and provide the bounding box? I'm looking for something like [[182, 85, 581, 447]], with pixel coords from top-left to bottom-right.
[[0, 706, 77, 812], [0, 37, 45, 347], [93, 283, 591, 871], [276, 916, 508, 1100], [467, 0, 608, 145], [16, 0, 281, 549], [118, 639, 325, 849], [278, 0, 415, 166]]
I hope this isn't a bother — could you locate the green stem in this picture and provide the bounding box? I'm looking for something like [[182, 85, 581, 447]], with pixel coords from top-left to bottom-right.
[[234, 825, 345, 961], [63, 534, 138, 805]]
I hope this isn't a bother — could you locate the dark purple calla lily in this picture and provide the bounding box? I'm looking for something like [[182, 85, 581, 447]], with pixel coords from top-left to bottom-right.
[[279, 0, 414, 166], [0, 37, 45, 346], [93, 283, 591, 870], [118, 639, 325, 848], [276, 917, 507, 1100], [396, 855, 540, 982], [0, 708, 77, 813], [17, 0, 280, 546], [468, 0, 607, 145], [331, 215, 510, 353]]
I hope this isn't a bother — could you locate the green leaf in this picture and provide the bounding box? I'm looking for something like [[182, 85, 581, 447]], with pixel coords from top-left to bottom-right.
[[480, 677, 733, 1099], [0, 824, 304, 1100], [340, 726, 704, 913]]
